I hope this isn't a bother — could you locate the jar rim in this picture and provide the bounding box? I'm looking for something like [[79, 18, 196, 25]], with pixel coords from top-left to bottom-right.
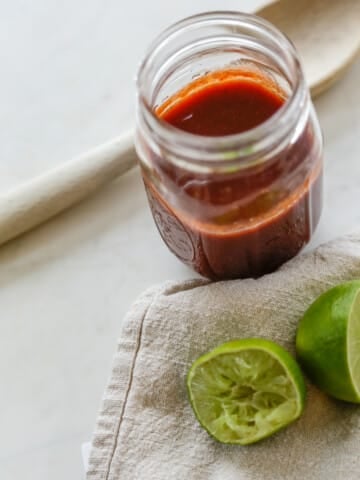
[[136, 11, 308, 166]]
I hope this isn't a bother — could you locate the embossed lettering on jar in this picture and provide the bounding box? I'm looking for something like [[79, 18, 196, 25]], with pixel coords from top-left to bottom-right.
[[136, 12, 323, 280]]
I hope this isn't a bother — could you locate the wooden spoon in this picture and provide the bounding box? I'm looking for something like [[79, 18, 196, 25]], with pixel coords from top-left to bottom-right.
[[0, 1, 359, 247], [256, 0, 360, 97]]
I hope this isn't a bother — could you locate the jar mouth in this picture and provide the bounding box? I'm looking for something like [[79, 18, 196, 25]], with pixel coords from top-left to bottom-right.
[[136, 11, 308, 167]]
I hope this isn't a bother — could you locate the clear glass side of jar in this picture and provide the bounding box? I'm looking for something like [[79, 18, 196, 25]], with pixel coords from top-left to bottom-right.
[[135, 12, 323, 280]]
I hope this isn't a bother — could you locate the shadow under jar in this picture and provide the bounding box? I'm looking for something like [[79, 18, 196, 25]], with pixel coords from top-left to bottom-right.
[[135, 12, 323, 280]]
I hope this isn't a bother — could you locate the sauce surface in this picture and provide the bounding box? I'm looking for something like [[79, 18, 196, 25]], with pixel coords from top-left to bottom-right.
[[159, 74, 284, 136], [142, 70, 322, 279]]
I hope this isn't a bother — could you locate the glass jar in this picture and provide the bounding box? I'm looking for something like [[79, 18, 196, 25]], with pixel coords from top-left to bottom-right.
[[135, 11, 323, 280]]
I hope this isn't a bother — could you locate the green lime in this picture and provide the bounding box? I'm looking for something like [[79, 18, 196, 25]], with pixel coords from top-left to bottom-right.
[[187, 338, 306, 445], [296, 280, 360, 403]]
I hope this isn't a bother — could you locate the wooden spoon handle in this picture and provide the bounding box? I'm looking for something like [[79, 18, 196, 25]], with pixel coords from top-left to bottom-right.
[[0, 130, 137, 246]]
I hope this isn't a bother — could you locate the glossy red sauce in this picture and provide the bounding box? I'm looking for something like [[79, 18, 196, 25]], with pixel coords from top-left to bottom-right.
[[142, 70, 322, 279], [160, 74, 284, 136]]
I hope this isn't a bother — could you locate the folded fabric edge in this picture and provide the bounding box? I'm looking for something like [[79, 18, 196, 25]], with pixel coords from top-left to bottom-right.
[[86, 279, 210, 478]]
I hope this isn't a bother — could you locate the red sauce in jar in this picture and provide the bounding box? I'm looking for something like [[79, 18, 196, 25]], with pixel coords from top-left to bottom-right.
[[159, 72, 284, 136], [142, 69, 322, 279]]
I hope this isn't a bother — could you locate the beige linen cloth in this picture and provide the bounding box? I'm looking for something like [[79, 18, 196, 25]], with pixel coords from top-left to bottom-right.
[[87, 232, 360, 480]]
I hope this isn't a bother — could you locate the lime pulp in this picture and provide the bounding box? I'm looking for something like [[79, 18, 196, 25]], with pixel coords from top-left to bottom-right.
[[187, 338, 306, 445]]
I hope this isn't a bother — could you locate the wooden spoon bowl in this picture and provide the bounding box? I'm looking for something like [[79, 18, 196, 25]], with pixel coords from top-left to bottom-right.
[[256, 0, 360, 97]]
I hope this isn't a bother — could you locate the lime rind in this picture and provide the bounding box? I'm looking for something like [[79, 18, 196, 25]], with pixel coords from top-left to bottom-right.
[[347, 289, 360, 400], [296, 280, 360, 403], [187, 339, 305, 445]]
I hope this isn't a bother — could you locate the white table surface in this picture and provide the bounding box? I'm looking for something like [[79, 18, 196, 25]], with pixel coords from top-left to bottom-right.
[[1, 1, 359, 478]]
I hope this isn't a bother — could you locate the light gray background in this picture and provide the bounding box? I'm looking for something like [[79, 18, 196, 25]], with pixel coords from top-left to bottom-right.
[[0, 1, 359, 478]]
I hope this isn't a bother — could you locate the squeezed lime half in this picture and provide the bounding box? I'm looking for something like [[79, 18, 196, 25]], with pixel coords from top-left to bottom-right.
[[187, 338, 306, 445]]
